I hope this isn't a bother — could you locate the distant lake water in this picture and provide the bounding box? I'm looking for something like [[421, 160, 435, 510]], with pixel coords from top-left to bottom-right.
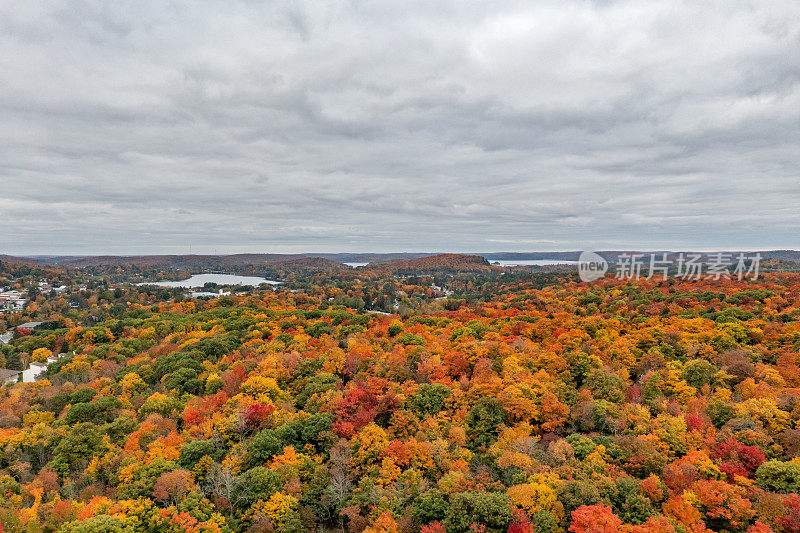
[[343, 262, 370, 267], [489, 259, 578, 267], [139, 274, 280, 288]]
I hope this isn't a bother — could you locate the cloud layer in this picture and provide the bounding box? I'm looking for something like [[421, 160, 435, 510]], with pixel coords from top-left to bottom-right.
[[1, 1, 799, 254]]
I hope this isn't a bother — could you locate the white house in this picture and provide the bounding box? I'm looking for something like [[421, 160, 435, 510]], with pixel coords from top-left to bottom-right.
[[22, 361, 48, 383]]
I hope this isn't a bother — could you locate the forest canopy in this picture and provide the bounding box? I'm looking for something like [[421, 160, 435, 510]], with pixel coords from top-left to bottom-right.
[[1, 267, 799, 533]]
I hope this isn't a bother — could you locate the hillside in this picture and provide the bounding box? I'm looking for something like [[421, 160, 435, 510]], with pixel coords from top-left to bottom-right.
[[0, 255, 42, 267], [47, 254, 300, 269], [367, 253, 495, 274], [263, 256, 351, 274]]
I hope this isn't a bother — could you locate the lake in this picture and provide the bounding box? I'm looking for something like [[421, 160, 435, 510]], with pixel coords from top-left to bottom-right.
[[488, 259, 578, 267], [343, 262, 370, 267], [139, 274, 280, 288]]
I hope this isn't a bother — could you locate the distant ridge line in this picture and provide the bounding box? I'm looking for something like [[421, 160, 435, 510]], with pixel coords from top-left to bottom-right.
[[4, 250, 800, 268]]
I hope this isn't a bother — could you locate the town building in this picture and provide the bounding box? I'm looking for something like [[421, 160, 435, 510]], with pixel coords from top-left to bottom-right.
[[0, 291, 27, 312], [22, 362, 48, 383], [0, 368, 21, 385]]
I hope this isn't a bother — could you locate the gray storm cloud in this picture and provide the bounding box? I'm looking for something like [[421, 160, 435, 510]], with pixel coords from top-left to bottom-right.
[[1, 0, 798, 254]]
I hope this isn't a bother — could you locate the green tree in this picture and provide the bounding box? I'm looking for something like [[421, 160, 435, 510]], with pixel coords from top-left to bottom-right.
[[162, 367, 202, 394], [57, 515, 132, 533], [530, 511, 560, 533], [558, 480, 604, 517], [235, 466, 281, 507], [585, 368, 625, 403], [755, 460, 800, 493], [179, 440, 223, 468], [51, 423, 108, 476], [413, 488, 449, 524], [64, 397, 119, 425], [117, 458, 178, 499], [295, 373, 340, 410], [445, 492, 513, 533], [70, 387, 97, 404], [247, 429, 283, 466], [466, 397, 506, 450], [681, 359, 718, 389], [410, 383, 451, 417]]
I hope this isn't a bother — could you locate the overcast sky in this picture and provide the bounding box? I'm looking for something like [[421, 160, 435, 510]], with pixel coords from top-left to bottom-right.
[[1, 1, 799, 255]]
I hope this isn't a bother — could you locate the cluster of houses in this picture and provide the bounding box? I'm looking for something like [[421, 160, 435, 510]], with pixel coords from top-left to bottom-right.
[[37, 280, 69, 294], [0, 279, 86, 386], [188, 288, 232, 298], [0, 352, 67, 385], [0, 321, 69, 385], [0, 280, 74, 314], [0, 290, 26, 312]]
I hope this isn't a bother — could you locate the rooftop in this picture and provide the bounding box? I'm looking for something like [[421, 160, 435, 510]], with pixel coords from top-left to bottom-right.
[[0, 369, 21, 380]]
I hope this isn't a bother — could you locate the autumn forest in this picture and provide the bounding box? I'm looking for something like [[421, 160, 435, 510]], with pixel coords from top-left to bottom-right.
[[1, 257, 799, 533]]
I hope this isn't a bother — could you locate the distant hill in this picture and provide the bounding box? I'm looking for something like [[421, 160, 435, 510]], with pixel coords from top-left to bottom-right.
[[367, 253, 494, 274], [484, 250, 800, 262], [33, 253, 438, 269], [0, 255, 42, 266], [264, 257, 350, 273], [46, 254, 299, 269], [756, 250, 800, 261], [317, 253, 439, 264], [482, 251, 582, 261], [10, 250, 800, 271]]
